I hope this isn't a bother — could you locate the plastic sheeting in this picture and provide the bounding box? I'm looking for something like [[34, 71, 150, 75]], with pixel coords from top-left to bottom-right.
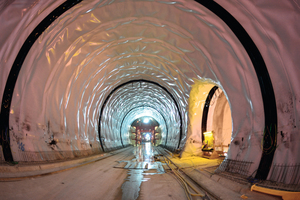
[[182, 80, 216, 157], [100, 81, 181, 151], [0, 0, 299, 179]]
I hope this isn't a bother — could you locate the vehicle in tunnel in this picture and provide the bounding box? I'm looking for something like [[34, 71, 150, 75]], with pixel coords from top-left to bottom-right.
[[0, 0, 299, 196]]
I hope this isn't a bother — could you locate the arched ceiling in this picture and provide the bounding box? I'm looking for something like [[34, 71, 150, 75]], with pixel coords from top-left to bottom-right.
[[100, 81, 181, 151], [3, 0, 263, 153], [1, 0, 263, 156], [1, 0, 299, 180]]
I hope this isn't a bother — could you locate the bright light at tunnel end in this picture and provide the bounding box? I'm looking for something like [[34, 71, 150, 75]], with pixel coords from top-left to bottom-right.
[[145, 133, 151, 141], [143, 118, 150, 123]]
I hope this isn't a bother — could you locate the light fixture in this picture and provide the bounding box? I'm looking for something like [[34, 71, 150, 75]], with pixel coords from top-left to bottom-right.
[[143, 118, 150, 123]]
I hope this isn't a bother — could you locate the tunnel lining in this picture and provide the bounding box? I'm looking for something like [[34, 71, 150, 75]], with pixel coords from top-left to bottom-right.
[[120, 106, 169, 148], [0, 0, 277, 180], [98, 79, 182, 152], [0, 0, 83, 162], [195, 0, 277, 179]]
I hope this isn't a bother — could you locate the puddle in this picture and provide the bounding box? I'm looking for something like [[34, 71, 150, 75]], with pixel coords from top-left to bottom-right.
[[119, 143, 165, 200], [121, 169, 149, 200]]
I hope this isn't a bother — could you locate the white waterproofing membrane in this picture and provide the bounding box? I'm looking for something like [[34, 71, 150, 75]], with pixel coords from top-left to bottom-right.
[[100, 81, 181, 151], [0, 0, 299, 179], [122, 107, 166, 144]]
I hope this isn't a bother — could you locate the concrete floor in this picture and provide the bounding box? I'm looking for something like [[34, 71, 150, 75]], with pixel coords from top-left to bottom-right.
[[0, 145, 189, 200], [0, 145, 282, 200]]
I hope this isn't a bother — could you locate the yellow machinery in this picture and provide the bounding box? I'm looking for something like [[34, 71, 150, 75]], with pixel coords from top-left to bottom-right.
[[203, 131, 214, 150]]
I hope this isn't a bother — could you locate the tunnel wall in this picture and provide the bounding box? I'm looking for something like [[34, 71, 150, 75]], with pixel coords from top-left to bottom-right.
[[0, 0, 299, 180], [214, 0, 300, 179]]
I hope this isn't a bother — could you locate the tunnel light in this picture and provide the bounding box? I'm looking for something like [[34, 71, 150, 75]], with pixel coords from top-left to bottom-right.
[[143, 118, 150, 123], [145, 133, 151, 141]]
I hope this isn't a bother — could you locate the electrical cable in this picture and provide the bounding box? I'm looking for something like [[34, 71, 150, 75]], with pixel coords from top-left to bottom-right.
[[260, 125, 278, 155], [156, 148, 206, 200]]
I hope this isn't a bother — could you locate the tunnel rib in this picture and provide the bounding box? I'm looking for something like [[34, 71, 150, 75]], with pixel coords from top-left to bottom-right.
[[201, 86, 219, 142], [195, 0, 278, 180], [98, 79, 182, 152], [0, 0, 278, 181], [0, 0, 83, 162], [119, 106, 168, 148]]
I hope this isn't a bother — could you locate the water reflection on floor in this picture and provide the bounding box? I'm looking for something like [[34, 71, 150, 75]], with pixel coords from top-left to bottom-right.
[[135, 142, 154, 163], [120, 143, 164, 200]]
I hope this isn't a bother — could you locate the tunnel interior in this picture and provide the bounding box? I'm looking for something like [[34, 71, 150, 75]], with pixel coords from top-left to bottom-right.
[[1, 0, 300, 184], [99, 80, 181, 152], [130, 116, 161, 145], [0, 0, 273, 175]]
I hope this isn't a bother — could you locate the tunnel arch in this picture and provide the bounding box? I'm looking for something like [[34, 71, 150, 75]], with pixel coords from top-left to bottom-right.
[[98, 80, 182, 152], [119, 106, 169, 148], [186, 82, 233, 158], [208, 88, 232, 154], [1, 0, 292, 181], [0, 0, 84, 162], [130, 116, 160, 145]]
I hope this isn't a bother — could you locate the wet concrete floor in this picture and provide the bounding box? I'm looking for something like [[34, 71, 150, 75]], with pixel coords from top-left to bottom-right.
[[119, 143, 167, 200], [0, 144, 283, 200], [0, 144, 189, 200]]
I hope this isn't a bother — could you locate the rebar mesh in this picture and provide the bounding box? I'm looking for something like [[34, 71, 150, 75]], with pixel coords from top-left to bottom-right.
[[269, 163, 300, 185], [215, 159, 253, 177], [257, 163, 300, 192]]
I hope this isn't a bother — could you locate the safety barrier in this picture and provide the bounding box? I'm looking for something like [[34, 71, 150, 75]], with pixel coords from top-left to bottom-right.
[[215, 159, 253, 177], [270, 163, 300, 185], [215, 160, 300, 191], [257, 164, 300, 192]]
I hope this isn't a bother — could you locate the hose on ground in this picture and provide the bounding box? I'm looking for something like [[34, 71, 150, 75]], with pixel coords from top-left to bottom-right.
[[157, 149, 205, 200]]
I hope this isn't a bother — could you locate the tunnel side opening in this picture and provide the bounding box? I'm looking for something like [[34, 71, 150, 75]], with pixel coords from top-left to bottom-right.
[[182, 81, 232, 159], [202, 87, 232, 158]]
